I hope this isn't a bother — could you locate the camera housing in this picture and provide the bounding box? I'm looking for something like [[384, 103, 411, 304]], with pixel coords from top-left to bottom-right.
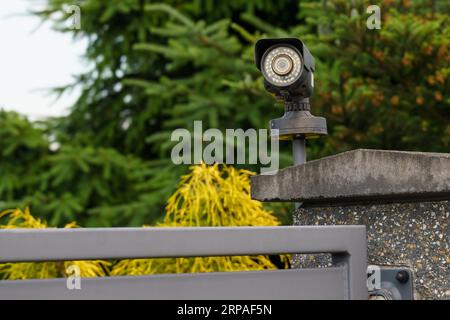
[[255, 38, 315, 102], [255, 38, 327, 140]]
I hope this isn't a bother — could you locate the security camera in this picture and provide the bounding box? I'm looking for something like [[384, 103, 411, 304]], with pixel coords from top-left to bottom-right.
[[255, 38, 315, 102], [255, 38, 327, 140]]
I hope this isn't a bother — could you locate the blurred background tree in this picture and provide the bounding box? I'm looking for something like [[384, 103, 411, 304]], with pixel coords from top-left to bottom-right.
[[0, 111, 151, 226], [0, 0, 448, 227]]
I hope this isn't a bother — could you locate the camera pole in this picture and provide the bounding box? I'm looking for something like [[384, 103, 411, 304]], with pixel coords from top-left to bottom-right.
[[292, 135, 306, 210], [293, 135, 306, 166]]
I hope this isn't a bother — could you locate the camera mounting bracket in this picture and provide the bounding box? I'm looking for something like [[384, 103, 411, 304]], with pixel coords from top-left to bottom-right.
[[270, 98, 328, 140]]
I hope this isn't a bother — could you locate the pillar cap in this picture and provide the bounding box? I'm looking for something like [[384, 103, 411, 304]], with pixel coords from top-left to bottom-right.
[[251, 149, 450, 205]]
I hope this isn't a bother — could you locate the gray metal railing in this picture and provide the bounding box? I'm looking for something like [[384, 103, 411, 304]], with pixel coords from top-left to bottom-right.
[[0, 225, 367, 300]]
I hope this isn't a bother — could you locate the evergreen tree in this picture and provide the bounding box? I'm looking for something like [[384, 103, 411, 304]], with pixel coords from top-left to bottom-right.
[[0, 112, 154, 226], [1, 0, 447, 227]]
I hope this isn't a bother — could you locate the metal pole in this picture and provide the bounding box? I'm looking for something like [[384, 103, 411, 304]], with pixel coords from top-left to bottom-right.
[[293, 135, 306, 210], [293, 135, 306, 166]]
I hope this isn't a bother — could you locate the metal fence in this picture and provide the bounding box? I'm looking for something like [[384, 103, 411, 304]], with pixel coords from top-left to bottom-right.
[[0, 225, 367, 300]]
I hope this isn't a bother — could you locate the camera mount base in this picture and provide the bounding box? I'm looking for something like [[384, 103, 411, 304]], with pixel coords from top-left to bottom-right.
[[270, 110, 328, 140], [269, 97, 327, 140]]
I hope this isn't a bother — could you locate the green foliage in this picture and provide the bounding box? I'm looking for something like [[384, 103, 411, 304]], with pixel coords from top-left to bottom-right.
[[0, 111, 156, 227], [295, 0, 450, 155], [0, 111, 48, 201], [1, 0, 447, 226]]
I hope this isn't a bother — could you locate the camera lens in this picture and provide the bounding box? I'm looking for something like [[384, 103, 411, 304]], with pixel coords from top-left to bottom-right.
[[272, 55, 293, 76], [261, 45, 302, 87]]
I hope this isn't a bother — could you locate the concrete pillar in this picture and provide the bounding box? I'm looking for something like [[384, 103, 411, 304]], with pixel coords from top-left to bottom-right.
[[251, 149, 450, 299]]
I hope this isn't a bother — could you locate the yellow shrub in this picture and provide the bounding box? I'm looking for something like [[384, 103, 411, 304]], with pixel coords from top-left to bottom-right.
[[111, 163, 288, 276]]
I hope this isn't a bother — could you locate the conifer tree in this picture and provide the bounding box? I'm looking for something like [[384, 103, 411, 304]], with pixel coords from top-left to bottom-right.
[[0, 0, 446, 226]]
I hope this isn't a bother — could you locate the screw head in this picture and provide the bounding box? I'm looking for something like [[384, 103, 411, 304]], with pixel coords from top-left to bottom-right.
[[395, 270, 409, 283]]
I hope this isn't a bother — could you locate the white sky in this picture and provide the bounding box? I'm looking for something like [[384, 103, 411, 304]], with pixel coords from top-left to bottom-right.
[[0, 1, 87, 120]]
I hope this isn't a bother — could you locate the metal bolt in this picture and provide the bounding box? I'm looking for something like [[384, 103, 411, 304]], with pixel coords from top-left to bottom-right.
[[395, 270, 409, 283]]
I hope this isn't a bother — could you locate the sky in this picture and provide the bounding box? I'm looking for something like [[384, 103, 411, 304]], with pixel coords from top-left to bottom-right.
[[0, 1, 87, 120]]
